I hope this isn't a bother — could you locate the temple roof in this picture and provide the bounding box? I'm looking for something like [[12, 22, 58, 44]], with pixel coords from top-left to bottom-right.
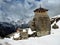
[[34, 7, 48, 12]]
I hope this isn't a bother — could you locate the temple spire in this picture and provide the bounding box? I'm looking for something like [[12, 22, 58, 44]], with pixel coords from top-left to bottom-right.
[[40, 4, 41, 8]]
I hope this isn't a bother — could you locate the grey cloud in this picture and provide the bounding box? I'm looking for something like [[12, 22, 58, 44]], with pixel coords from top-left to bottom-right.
[[0, 0, 60, 23], [40, 0, 60, 17]]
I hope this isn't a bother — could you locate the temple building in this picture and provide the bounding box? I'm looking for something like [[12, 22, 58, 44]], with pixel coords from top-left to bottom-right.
[[30, 7, 51, 37]]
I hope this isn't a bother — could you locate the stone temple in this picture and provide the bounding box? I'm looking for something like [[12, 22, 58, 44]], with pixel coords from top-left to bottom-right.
[[30, 7, 51, 37]]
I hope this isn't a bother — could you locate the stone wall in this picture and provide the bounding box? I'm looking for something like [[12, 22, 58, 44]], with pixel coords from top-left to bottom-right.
[[30, 12, 51, 37], [20, 29, 28, 39]]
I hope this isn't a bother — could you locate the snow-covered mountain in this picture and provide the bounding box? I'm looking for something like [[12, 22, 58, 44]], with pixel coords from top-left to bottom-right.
[[51, 15, 60, 24], [0, 15, 60, 45]]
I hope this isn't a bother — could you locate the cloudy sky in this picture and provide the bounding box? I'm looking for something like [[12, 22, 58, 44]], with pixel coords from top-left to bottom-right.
[[0, 0, 60, 23]]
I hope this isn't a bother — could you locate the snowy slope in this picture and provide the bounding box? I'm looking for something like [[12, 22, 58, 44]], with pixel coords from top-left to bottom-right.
[[51, 15, 60, 18], [0, 16, 60, 45]]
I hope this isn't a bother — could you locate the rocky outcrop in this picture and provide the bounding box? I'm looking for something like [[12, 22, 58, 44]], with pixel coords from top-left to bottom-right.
[[52, 24, 59, 29]]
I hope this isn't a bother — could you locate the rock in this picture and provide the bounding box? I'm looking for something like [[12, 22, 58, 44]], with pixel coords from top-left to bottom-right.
[[52, 24, 59, 29]]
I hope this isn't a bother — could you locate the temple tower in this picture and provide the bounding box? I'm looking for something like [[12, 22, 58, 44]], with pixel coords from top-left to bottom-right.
[[30, 7, 51, 37]]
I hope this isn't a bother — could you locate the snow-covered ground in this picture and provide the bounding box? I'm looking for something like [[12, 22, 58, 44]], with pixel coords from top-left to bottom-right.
[[0, 17, 60, 45]]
